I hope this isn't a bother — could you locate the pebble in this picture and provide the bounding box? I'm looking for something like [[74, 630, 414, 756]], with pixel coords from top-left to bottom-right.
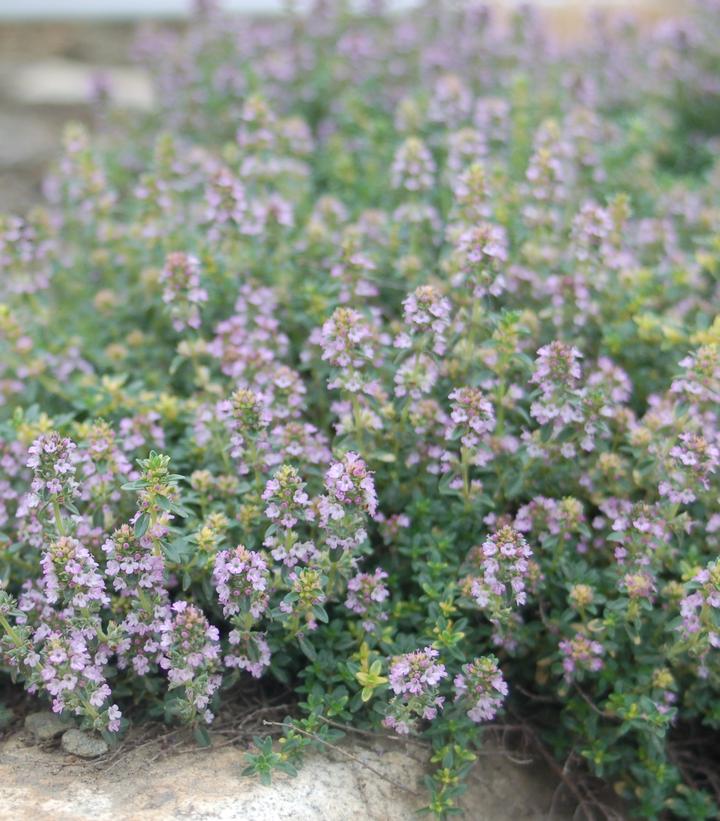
[[24, 711, 72, 742], [61, 728, 109, 759]]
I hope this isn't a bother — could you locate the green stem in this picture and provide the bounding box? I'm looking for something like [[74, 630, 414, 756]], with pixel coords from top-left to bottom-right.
[[249, 440, 263, 490], [221, 445, 232, 474], [53, 500, 67, 537], [550, 527, 568, 574], [138, 589, 156, 615], [495, 375, 507, 439], [0, 612, 23, 647], [4, 554, 35, 573], [147, 501, 163, 558], [81, 608, 108, 642], [460, 446, 471, 508], [81, 700, 100, 722], [351, 394, 366, 454]]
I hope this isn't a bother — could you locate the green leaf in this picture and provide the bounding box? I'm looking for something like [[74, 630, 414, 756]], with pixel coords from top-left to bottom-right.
[[171, 503, 191, 518], [134, 514, 150, 539], [169, 355, 184, 375], [164, 538, 193, 563], [0, 703, 13, 729], [194, 725, 212, 747], [121, 480, 147, 491], [276, 761, 298, 778], [298, 636, 317, 661], [438, 474, 460, 497], [371, 451, 396, 463], [157, 495, 174, 512]]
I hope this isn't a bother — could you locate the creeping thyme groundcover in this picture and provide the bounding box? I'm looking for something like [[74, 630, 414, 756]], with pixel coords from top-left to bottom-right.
[[2, 1, 720, 817]]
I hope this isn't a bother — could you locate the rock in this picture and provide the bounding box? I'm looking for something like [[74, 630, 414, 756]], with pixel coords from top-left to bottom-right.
[[5, 59, 154, 110], [24, 711, 72, 742], [61, 729, 109, 759], [0, 731, 574, 820], [0, 109, 59, 167]]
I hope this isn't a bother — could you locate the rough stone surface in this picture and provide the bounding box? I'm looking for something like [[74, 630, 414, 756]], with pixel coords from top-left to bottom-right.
[[24, 711, 73, 741], [0, 22, 142, 213], [0, 732, 571, 820], [6, 59, 153, 109], [60, 728, 110, 759]]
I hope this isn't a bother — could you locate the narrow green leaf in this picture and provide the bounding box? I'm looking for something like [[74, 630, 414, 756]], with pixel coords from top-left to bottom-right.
[[134, 513, 150, 539]]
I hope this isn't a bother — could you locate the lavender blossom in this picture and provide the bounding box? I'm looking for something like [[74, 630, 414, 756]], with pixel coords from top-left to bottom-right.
[[391, 137, 436, 193], [345, 568, 389, 631], [213, 545, 269, 620], [41, 536, 108, 611], [383, 646, 447, 735], [160, 252, 208, 332], [26, 432, 79, 510], [466, 526, 534, 612], [324, 452, 377, 517], [159, 601, 221, 725], [454, 655, 508, 723], [559, 632, 604, 682]]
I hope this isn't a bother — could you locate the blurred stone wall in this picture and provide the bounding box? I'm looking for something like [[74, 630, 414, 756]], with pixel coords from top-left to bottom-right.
[[0, 2, 679, 215], [0, 22, 149, 213]]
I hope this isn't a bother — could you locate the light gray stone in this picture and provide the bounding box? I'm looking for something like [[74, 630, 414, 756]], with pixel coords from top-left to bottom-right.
[[61, 729, 109, 759], [0, 731, 571, 820], [6, 59, 154, 109], [24, 711, 72, 742], [0, 109, 59, 167]]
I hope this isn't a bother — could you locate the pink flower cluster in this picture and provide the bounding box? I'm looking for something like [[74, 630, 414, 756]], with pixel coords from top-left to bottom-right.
[[320, 308, 379, 395], [383, 646, 447, 735], [399, 285, 452, 355], [324, 452, 377, 517], [659, 432, 719, 504], [454, 655, 508, 723], [468, 526, 534, 610], [262, 465, 310, 529], [160, 251, 208, 332], [451, 222, 508, 298], [213, 545, 269, 620], [26, 433, 79, 507], [559, 633, 604, 682], [679, 559, 720, 668], [345, 568, 389, 632], [530, 341, 583, 427], [391, 137, 436, 193], [447, 386, 496, 449], [40, 536, 108, 611], [159, 601, 222, 724], [102, 523, 165, 596], [33, 629, 121, 731]]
